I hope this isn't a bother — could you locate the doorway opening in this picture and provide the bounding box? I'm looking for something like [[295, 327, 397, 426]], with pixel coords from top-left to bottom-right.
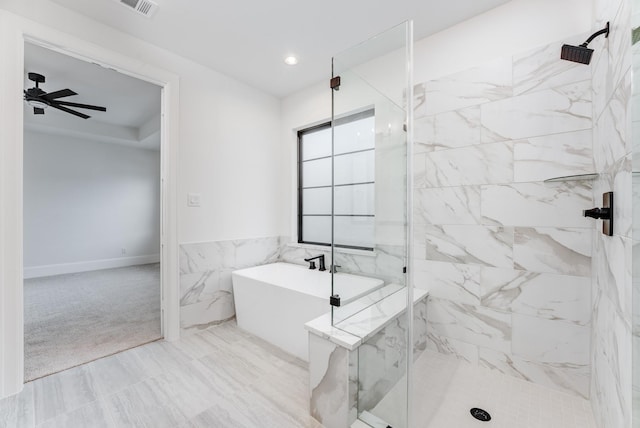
[[22, 42, 163, 381]]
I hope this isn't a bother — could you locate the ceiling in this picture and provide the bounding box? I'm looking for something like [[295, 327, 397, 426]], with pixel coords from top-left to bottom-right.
[[49, 0, 512, 97], [24, 43, 161, 150]]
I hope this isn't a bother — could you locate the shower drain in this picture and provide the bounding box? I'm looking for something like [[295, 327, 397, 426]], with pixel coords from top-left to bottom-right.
[[470, 408, 492, 422]]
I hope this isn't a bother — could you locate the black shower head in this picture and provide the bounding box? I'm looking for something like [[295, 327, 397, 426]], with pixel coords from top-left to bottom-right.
[[560, 22, 609, 65], [561, 44, 594, 64]]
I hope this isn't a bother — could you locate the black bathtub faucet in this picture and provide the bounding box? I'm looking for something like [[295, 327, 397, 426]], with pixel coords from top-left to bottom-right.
[[304, 254, 326, 271]]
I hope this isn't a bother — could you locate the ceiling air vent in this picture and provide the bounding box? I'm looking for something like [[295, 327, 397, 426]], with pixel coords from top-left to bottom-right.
[[114, 0, 158, 18]]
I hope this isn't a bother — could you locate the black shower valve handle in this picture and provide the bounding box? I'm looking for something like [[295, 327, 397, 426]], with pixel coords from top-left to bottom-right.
[[583, 207, 611, 220]]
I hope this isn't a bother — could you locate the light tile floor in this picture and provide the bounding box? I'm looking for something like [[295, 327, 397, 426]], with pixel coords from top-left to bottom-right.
[[0, 321, 323, 428], [368, 349, 598, 428], [1, 320, 600, 428]]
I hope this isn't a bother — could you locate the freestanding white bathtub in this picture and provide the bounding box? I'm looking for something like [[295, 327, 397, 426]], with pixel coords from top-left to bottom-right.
[[232, 262, 384, 361]]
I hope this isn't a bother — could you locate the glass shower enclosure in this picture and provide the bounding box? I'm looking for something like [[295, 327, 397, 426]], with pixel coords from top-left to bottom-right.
[[329, 21, 414, 428]]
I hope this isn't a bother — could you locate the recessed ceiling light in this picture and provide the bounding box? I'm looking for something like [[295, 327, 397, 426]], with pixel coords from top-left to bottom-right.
[[284, 56, 298, 66]]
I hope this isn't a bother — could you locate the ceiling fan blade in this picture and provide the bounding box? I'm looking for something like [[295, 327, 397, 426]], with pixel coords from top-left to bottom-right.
[[33, 107, 45, 115], [49, 103, 90, 119], [54, 101, 106, 112], [43, 89, 76, 100]]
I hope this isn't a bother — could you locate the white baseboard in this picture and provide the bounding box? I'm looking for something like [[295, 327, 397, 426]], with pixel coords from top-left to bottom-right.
[[24, 254, 161, 279]]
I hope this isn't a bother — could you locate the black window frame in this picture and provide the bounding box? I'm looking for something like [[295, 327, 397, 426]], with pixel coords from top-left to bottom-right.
[[297, 109, 375, 251]]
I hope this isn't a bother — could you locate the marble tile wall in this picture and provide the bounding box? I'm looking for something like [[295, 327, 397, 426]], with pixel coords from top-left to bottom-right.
[[591, 0, 634, 427], [279, 239, 405, 285], [179, 237, 280, 333], [308, 297, 428, 427], [180, 236, 405, 333], [413, 35, 596, 398]]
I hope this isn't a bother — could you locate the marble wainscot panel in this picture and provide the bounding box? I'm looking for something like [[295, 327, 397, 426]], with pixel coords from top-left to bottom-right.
[[279, 237, 405, 285], [308, 333, 357, 428], [179, 237, 279, 333], [307, 288, 428, 427]]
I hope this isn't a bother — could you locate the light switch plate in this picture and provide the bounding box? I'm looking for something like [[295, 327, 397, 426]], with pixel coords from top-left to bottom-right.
[[187, 193, 201, 207]]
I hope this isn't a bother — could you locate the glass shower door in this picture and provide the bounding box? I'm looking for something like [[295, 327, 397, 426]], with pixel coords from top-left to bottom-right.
[[330, 21, 413, 428]]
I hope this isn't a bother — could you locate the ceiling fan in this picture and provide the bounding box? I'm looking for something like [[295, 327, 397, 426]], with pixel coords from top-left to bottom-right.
[[23, 72, 107, 120]]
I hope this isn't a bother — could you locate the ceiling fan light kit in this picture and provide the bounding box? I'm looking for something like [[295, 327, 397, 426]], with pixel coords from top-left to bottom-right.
[[23, 72, 107, 120]]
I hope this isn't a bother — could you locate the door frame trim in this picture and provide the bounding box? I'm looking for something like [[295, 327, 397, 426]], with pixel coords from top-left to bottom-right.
[[0, 10, 180, 398]]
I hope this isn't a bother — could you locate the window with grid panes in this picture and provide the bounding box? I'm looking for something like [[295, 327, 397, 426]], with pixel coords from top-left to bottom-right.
[[297, 110, 375, 250]]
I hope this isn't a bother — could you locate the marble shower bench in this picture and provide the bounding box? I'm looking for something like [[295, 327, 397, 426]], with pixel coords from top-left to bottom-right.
[[305, 286, 428, 428]]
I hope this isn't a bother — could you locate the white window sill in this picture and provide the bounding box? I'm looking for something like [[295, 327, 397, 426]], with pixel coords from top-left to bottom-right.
[[286, 242, 377, 257]]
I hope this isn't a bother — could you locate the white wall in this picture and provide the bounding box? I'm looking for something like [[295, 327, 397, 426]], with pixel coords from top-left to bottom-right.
[[23, 130, 160, 277], [0, 0, 284, 244], [413, 0, 592, 84]]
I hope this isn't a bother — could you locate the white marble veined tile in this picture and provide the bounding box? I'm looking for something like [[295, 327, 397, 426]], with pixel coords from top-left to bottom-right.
[[592, 292, 632, 383], [480, 268, 591, 326], [413, 82, 427, 119], [423, 142, 513, 188], [309, 334, 351, 428], [432, 105, 481, 150], [481, 80, 592, 143], [180, 270, 220, 306], [414, 299, 429, 355], [427, 297, 511, 352], [412, 223, 426, 261], [592, 34, 611, 122], [593, 71, 631, 172], [180, 237, 280, 274], [180, 294, 235, 332], [513, 227, 591, 276], [417, 56, 512, 116], [413, 152, 427, 188], [424, 224, 514, 268], [426, 332, 479, 364], [613, 155, 632, 238], [414, 186, 481, 225], [513, 129, 594, 183], [592, 348, 628, 428], [279, 243, 331, 267], [593, 233, 632, 321], [478, 347, 590, 399], [481, 182, 593, 228], [334, 289, 427, 340], [233, 237, 280, 268], [179, 242, 229, 274], [608, 0, 632, 100], [413, 259, 481, 304], [413, 115, 435, 154], [512, 314, 590, 365], [591, 294, 632, 428], [513, 37, 591, 96], [358, 319, 409, 412], [305, 313, 362, 351]]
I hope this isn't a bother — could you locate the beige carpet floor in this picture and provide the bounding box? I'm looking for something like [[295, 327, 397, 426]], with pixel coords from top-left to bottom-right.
[[24, 263, 161, 381]]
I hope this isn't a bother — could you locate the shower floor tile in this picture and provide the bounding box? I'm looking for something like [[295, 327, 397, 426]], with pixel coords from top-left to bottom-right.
[[367, 350, 597, 428]]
